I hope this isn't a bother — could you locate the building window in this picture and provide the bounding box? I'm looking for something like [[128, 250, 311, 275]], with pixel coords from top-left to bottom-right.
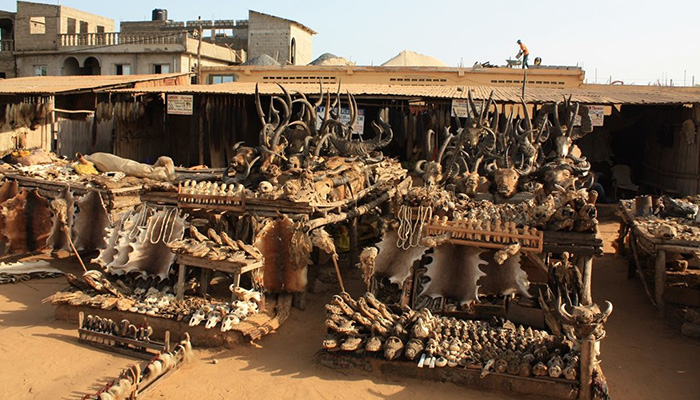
[[210, 75, 235, 84], [289, 37, 296, 65], [79, 21, 88, 33], [34, 65, 47, 76], [116, 64, 131, 75], [30, 17, 45, 34], [154, 64, 170, 74], [96, 25, 105, 33], [67, 18, 76, 34]]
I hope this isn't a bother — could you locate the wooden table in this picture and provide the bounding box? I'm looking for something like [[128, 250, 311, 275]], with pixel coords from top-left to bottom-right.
[[174, 253, 263, 300], [619, 204, 700, 317]]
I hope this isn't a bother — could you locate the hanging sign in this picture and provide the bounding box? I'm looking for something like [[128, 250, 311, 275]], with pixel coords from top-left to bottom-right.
[[167, 94, 193, 115]]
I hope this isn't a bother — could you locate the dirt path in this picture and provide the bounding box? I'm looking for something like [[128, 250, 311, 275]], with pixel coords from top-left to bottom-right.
[[0, 222, 698, 399]]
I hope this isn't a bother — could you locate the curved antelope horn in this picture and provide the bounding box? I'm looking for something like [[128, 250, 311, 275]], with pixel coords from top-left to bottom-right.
[[556, 298, 576, 325], [503, 144, 511, 169], [234, 155, 260, 183], [521, 99, 532, 132], [478, 90, 493, 127], [484, 158, 499, 174], [301, 135, 314, 157], [347, 91, 357, 129], [490, 95, 500, 131], [467, 89, 478, 123], [314, 133, 332, 156], [598, 301, 613, 320], [453, 113, 462, 131], [254, 83, 266, 126], [319, 90, 331, 134], [481, 126, 497, 152], [292, 95, 318, 135], [567, 102, 580, 137], [425, 129, 435, 161], [414, 160, 427, 174], [437, 130, 454, 164], [473, 155, 484, 173], [288, 120, 312, 137], [232, 141, 244, 151], [552, 101, 562, 131], [314, 80, 324, 108], [456, 156, 469, 174]]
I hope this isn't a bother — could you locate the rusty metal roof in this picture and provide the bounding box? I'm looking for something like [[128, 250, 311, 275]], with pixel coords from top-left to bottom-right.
[[0, 73, 191, 95], [107, 82, 700, 105]]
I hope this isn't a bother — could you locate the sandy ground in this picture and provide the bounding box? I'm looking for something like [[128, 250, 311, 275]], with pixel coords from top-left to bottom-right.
[[1, 221, 699, 400]]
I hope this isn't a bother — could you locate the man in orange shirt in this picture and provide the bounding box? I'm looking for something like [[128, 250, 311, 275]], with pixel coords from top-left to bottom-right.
[[516, 39, 529, 69]]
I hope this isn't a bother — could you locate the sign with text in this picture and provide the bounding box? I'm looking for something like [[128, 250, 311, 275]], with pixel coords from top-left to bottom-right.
[[574, 105, 604, 127], [451, 99, 483, 118], [316, 106, 365, 136], [167, 94, 193, 115]]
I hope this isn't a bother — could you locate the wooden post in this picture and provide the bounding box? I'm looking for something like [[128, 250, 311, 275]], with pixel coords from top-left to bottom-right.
[[196, 25, 203, 83], [579, 255, 593, 306], [349, 217, 359, 270], [199, 268, 211, 296], [198, 103, 204, 166], [655, 249, 666, 317], [176, 263, 186, 300], [578, 334, 596, 400]]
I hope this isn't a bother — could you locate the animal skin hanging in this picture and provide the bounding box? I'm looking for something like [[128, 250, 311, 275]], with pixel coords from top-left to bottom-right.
[[0, 189, 52, 254], [374, 229, 428, 286], [418, 245, 487, 305]]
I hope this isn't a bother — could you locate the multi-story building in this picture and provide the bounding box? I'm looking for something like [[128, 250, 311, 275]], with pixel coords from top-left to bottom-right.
[[0, 2, 316, 78]]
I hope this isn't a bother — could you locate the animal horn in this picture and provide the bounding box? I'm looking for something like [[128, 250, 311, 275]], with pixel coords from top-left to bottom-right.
[[414, 160, 427, 174], [598, 301, 613, 320], [254, 83, 266, 126], [425, 129, 435, 161], [556, 297, 576, 325], [232, 141, 244, 151]]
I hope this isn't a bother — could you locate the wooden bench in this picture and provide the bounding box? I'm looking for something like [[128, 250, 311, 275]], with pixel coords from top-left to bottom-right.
[[174, 254, 263, 301]]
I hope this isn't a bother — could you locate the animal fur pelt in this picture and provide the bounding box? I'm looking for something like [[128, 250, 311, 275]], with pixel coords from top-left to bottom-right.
[[0, 180, 19, 203], [0, 189, 52, 254], [478, 251, 531, 297], [255, 216, 311, 292], [72, 191, 110, 251], [374, 229, 427, 286], [418, 245, 486, 305], [46, 187, 75, 252], [117, 208, 185, 279]]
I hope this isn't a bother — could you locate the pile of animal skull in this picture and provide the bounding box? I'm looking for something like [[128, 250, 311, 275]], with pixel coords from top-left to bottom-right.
[[188, 289, 264, 332], [323, 292, 579, 380], [623, 197, 700, 241], [411, 91, 598, 233], [48, 269, 264, 331], [213, 83, 403, 205]]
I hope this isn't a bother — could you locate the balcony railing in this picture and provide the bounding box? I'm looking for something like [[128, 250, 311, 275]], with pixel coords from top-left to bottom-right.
[[59, 31, 192, 47], [0, 39, 14, 52]]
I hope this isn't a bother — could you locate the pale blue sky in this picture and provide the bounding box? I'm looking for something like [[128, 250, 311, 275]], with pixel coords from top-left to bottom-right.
[[2, 0, 698, 85]]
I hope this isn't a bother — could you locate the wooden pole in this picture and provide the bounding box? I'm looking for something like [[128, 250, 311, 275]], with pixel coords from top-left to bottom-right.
[[196, 25, 203, 84], [578, 334, 595, 400], [655, 249, 666, 317], [349, 217, 359, 272], [579, 255, 593, 306], [63, 226, 87, 273], [331, 253, 345, 292], [628, 231, 656, 306]]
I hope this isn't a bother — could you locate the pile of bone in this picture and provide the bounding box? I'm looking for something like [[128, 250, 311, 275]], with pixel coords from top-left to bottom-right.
[[87, 335, 193, 400], [323, 292, 579, 380], [403, 186, 456, 212], [81, 315, 153, 342], [0, 270, 63, 284], [427, 214, 539, 248], [167, 226, 262, 262], [179, 180, 245, 205], [47, 285, 205, 322], [453, 199, 532, 227], [188, 295, 263, 332]]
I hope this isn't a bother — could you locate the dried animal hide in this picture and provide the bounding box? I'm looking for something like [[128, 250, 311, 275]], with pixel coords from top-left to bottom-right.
[[114, 208, 185, 279], [478, 251, 531, 297], [418, 245, 486, 305], [0, 180, 19, 203], [104, 210, 147, 274], [91, 210, 131, 269], [0, 189, 52, 254], [374, 229, 427, 286], [85, 152, 176, 182], [310, 228, 337, 255], [73, 191, 110, 251], [46, 187, 75, 252], [255, 216, 311, 292]]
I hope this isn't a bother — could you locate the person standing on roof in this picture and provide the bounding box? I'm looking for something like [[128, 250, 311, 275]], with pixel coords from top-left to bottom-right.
[[516, 40, 529, 69]]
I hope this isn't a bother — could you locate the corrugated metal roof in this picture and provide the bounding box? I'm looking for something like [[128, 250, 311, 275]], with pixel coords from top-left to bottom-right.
[[107, 82, 700, 105], [0, 73, 191, 95]]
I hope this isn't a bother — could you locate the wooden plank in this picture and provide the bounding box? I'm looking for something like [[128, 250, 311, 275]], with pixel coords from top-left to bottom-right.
[[665, 286, 700, 307], [655, 250, 666, 317]]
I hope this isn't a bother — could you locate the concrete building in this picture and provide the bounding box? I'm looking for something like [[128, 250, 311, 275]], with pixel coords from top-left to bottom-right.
[[247, 11, 315, 66], [0, 1, 242, 78]]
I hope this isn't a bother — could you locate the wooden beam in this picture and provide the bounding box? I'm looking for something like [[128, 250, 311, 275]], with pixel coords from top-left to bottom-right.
[[655, 249, 666, 317]]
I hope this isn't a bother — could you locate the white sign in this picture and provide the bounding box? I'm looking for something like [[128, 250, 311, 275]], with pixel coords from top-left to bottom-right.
[[316, 106, 365, 136], [167, 94, 193, 115], [574, 105, 604, 127], [451, 99, 483, 118]]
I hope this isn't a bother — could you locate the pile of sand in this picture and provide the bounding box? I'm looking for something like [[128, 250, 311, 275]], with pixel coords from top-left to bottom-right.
[[309, 53, 354, 66], [381, 50, 447, 67], [243, 54, 281, 66]]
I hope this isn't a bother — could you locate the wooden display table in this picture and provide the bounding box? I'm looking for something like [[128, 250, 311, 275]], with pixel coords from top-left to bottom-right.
[[174, 254, 263, 300], [619, 203, 700, 316]]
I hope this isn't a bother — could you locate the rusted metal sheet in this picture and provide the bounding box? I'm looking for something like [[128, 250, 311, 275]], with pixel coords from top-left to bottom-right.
[[0, 73, 192, 95]]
